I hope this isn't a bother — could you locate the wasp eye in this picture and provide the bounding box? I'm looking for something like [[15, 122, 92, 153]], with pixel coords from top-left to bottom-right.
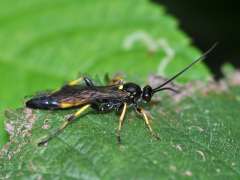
[[142, 85, 153, 102]]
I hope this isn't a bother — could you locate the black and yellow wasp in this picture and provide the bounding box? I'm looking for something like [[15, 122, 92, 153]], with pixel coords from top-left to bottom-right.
[[26, 44, 217, 146]]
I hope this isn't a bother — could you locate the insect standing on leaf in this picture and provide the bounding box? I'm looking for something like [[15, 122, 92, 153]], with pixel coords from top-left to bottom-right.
[[26, 44, 217, 146]]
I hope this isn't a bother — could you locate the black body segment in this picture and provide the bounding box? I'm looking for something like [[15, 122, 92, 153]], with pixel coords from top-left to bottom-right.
[[91, 98, 124, 112], [26, 96, 59, 109]]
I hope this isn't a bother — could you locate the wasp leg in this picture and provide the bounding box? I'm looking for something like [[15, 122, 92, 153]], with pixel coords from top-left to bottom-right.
[[83, 77, 94, 86], [68, 77, 94, 86], [116, 103, 127, 144], [38, 104, 90, 146], [136, 107, 160, 140], [105, 73, 124, 85], [68, 77, 84, 86], [52, 77, 94, 93]]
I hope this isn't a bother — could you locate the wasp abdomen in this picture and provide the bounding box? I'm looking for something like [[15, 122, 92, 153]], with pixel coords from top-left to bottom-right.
[[26, 97, 59, 109]]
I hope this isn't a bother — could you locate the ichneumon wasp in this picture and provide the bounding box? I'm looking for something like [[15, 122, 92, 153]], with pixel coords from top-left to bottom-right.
[[26, 44, 217, 146]]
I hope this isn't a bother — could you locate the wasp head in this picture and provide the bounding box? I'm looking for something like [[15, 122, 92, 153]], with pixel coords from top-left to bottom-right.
[[142, 85, 153, 102]]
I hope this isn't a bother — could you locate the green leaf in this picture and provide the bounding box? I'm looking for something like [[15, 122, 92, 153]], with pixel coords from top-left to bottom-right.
[[0, 1, 209, 150], [1, 87, 240, 179]]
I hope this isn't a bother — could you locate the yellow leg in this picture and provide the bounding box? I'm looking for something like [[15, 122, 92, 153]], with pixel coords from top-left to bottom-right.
[[38, 104, 90, 146], [137, 108, 160, 140], [69, 77, 94, 87], [68, 77, 84, 86], [105, 73, 124, 85], [116, 103, 127, 143], [51, 77, 84, 94]]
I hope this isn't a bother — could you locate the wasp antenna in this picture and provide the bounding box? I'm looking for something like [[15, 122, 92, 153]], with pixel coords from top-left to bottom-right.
[[152, 42, 218, 93]]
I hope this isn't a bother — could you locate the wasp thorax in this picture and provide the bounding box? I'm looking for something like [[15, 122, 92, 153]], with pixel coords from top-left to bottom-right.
[[123, 83, 142, 100], [142, 85, 153, 102]]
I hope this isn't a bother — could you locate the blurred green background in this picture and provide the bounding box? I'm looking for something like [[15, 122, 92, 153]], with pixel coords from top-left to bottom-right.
[[0, 0, 208, 146]]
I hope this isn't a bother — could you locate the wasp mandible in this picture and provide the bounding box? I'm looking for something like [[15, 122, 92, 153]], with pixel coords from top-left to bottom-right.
[[26, 44, 217, 146]]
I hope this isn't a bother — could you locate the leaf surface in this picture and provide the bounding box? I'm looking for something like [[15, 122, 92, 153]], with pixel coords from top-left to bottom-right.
[[1, 88, 240, 179]]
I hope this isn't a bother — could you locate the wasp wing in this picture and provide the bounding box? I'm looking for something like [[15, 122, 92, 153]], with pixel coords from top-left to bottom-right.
[[26, 84, 129, 109], [53, 85, 129, 107]]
